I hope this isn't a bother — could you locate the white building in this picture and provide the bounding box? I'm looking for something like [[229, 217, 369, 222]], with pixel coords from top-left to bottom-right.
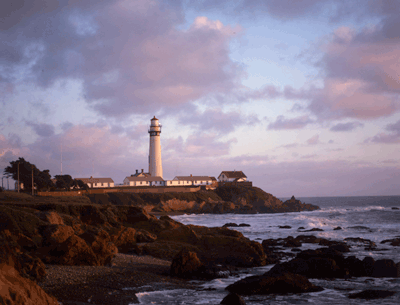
[[166, 175, 214, 186], [123, 175, 165, 187], [148, 116, 163, 178], [218, 171, 247, 182], [75, 177, 115, 188]]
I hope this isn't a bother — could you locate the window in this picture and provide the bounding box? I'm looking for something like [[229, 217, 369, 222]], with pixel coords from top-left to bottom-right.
[[140, 181, 142, 185]]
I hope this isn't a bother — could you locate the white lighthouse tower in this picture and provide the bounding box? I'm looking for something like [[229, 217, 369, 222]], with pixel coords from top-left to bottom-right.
[[148, 116, 163, 178]]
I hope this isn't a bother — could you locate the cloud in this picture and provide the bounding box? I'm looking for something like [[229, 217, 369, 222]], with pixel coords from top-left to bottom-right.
[[306, 134, 320, 145], [268, 115, 314, 130], [364, 119, 400, 144], [330, 121, 364, 132], [0, 1, 244, 119], [26, 121, 55, 137], [178, 108, 259, 134]]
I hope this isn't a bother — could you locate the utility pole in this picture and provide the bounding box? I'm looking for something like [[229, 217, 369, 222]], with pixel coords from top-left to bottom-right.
[[32, 165, 34, 196], [61, 143, 63, 175], [17, 162, 20, 193], [7, 177, 9, 190]]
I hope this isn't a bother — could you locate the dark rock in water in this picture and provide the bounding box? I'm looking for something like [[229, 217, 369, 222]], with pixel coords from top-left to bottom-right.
[[333, 226, 342, 230], [226, 272, 323, 295], [223, 223, 239, 227], [348, 289, 396, 299], [392, 207, 399, 210], [363, 256, 375, 276], [372, 259, 398, 278], [239, 223, 251, 227], [348, 226, 373, 232], [344, 237, 376, 248], [328, 244, 351, 253], [381, 238, 400, 246], [279, 225, 292, 229], [220, 292, 246, 305], [303, 228, 324, 232], [297, 227, 305, 230], [170, 248, 203, 278], [295, 235, 321, 244]]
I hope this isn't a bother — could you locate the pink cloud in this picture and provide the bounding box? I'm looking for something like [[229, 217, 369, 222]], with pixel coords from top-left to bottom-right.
[[268, 115, 314, 130], [306, 134, 320, 145]]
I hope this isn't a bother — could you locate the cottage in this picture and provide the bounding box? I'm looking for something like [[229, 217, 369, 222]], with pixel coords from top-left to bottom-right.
[[217, 171, 247, 183], [123, 175, 165, 187], [75, 177, 115, 188], [167, 175, 213, 186]]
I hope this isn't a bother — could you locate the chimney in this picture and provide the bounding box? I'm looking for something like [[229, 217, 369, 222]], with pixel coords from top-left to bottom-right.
[[141, 169, 144, 173], [190, 174, 192, 177], [136, 169, 138, 174]]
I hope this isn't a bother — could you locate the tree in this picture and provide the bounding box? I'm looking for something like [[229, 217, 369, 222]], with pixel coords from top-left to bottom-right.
[[73, 179, 89, 190], [4, 158, 54, 192], [55, 175, 74, 191]]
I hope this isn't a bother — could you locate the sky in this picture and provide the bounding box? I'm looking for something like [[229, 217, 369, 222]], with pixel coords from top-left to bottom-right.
[[1, 0, 400, 197]]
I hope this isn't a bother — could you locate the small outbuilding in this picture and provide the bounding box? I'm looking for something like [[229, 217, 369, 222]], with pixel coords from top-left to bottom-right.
[[123, 175, 165, 187], [218, 171, 247, 183], [75, 177, 115, 188]]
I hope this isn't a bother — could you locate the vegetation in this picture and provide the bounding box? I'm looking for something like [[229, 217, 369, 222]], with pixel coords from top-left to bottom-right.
[[3, 157, 54, 192]]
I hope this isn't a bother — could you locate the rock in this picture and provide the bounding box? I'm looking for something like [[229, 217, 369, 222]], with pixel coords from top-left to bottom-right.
[[363, 256, 375, 276], [372, 259, 398, 277], [328, 244, 351, 253], [220, 292, 246, 305], [223, 223, 239, 227], [392, 207, 399, 210], [381, 238, 400, 246], [344, 237, 376, 248], [42, 224, 75, 246], [135, 229, 157, 243], [79, 227, 118, 265], [170, 248, 203, 278], [295, 235, 321, 244], [303, 228, 324, 232], [348, 289, 396, 299], [239, 223, 251, 227], [226, 272, 323, 295], [333, 226, 342, 230], [158, 226, 199, 245], [44, 234, 98, 265], [36, 211, 64, 225], [0, 263, 58, 305], [111, 227, 137, 253], [297, 227, 305, 230], [279, 225, 291, 229], [80, 205, 108, 225]]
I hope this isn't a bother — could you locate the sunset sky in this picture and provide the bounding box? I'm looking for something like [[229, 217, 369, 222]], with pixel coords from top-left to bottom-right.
[[1, 0, 400, 196]]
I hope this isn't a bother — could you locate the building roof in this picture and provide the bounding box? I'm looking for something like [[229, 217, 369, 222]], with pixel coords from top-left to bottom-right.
[[174, 176, 213, 181], [125, 176, 164, 182], [75, 177, 114, 183], [151, 116, 158, 121], [219, 171, 247, 179]]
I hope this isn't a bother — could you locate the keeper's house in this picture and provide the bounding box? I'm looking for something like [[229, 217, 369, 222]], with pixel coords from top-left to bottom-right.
[[218, 171, 247, 183], [75, 177, 114, 188], [166, 175, 214, 186], [123, 175, 165, 187]]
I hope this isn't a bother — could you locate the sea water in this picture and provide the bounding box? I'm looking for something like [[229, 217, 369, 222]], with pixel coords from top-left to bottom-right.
[[135, 196, 400, 304]]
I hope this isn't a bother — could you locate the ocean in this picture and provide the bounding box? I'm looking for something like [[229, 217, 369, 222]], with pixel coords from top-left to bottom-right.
[[136, 196, 400, 304]]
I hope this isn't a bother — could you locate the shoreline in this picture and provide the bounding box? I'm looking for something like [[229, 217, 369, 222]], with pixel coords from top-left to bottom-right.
[[39, 253, 197, 305]]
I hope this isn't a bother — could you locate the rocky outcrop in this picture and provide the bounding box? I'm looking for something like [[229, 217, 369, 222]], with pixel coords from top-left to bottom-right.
[[226, 271, 323, 295], [220, 293, 246, 305], [0, 263, 58, 305], [348, 289, 396, 299], [170, 248, 203, 278]]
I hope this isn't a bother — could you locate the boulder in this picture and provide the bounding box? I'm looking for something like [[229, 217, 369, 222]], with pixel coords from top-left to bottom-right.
[[170, 248, 203, 278], [239, 223, 251, 227], [44, 234, 98, 265], [158, 226, 199, 245], [135, 229, 157, 243], [0, 263, 58, 305], [111, 227, 137, 253], [279, 225, 291, 229], [42, 224, 75, 246], [333, 226, 342, 230], [220, 293, 246, 305], [79, 205, 108, 226], [372, 259, 398, 278], [363, 256, 375, 276], [381, 238, 400, 246], [226, 272, 323, 295], [223, 223, 239, 227], [348, 289, 396, 299], [35, 211, 64, 225], [79, 227, 118, 265]]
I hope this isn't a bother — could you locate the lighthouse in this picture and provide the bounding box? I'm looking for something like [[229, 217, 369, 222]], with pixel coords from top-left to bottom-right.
[[148, 116, 163, 178]]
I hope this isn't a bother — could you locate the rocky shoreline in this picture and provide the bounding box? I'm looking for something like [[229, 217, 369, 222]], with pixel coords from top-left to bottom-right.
[[3, 189, 398, 304]]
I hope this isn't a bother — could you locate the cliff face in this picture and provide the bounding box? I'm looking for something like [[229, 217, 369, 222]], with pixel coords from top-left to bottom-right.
[[85, 186, 319, 214]]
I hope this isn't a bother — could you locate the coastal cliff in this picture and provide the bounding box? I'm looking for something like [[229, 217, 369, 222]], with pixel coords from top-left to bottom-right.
[[86, 185, 319, 214]]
